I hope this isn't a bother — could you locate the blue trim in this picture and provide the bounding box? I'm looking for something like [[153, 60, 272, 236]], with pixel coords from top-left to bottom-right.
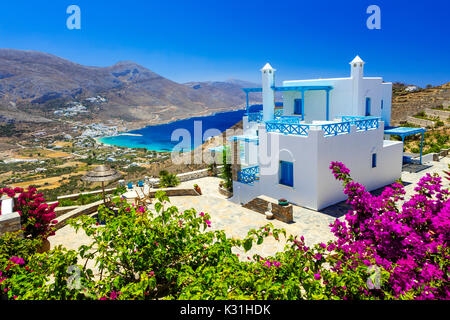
[[301, 89, 305, 121], [365, 97, 371, 116], [274, 116, 301, 124], [272, 85, 333, 91], [420, 132, 424, 164], [228, 135, 259, 144], [294, 98, 302, 115], [242, 87, 262, 93], [246, 92, 249, 114], [326, 90, 330, 121]]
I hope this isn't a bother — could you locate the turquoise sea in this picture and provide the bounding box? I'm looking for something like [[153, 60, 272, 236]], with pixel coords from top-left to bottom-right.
[[99, 106, 263, 152]]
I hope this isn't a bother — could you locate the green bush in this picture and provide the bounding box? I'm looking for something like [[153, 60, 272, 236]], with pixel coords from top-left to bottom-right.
[[159, 172, 180, 188]]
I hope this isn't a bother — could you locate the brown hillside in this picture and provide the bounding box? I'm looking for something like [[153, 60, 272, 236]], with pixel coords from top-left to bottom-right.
[[391, 82, 450, 125]]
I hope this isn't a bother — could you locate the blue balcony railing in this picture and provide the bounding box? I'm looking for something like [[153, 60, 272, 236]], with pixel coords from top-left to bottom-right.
[[266, 121, 310, 136], [274, 116, 301, 124], [274, 108, 284, 116], [266, 116, 379, 137], [340, 116, 380, 131], [322, 121, 351, 136], [247, 112, 263, 123], [237, 165, 260, 185]]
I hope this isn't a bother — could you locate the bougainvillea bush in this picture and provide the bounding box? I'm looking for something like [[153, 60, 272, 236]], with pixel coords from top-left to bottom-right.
[[327, 161, 449, 299], [0, 187, 58, 240], [0, 163, 448, 300]]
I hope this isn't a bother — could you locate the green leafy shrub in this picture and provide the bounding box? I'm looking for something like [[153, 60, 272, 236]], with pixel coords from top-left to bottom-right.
[[159, 171, 179, 188]]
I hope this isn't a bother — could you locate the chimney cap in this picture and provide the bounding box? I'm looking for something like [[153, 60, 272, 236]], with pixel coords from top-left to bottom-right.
[[261, 63, 276, 72]]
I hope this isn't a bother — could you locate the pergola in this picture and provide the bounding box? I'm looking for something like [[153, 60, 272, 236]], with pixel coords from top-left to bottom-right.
[[384, 126, 427, 164], [242, 85, 334, 120]]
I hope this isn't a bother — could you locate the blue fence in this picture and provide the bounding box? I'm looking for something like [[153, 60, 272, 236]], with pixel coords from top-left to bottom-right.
[[341, 116, 380, 131], [247, 112, 263, 123], [266, 116, 379, 137], [274, 109, 284, 116], [237, 165, 260, 185], [322, 121, 351, 136], [266, 121, 310, 136], [274, 116, 301, 124]]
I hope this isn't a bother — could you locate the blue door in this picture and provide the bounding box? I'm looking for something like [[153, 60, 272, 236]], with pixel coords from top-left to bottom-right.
[[294, 99, 302, 115], [365, 97, 371, 116], [280, 161, 294, 187]]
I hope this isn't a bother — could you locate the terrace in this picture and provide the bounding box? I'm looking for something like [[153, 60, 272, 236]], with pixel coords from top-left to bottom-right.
[[265, 115, 380, 137]]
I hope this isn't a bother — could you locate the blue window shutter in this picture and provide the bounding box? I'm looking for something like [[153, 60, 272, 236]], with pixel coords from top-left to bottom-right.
[[287, 162, 293, 186], [294, 99, 302, 115], [372, 153, 377, 168], [280, 161, 294, 187], [365, 98, 371, 116]]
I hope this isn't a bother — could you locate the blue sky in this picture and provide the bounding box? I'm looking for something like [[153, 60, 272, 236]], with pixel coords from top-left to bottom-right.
[[0, 0, 448, 86]]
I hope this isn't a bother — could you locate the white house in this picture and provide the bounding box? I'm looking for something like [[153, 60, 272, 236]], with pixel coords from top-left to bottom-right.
[[229, 56, 404, 211]]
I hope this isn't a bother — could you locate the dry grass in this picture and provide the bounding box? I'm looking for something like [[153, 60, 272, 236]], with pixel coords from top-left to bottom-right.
[[12, 170, 87, 190]]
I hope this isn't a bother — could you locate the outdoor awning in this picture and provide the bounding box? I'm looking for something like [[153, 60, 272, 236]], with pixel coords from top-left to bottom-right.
[[272, 85, 333, 91], [208, 145, 229, 152], [384, 126, 427, 164], [227, 135, 259, 144], [384, 126, 426, 138]]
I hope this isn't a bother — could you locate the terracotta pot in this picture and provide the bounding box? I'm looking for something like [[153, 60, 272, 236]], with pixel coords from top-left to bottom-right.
[[37, 239, 51, 254], [194, 186, 202, 195]]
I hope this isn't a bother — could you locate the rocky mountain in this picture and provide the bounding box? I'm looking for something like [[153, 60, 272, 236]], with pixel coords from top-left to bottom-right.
[[0, 49, 261, 126]]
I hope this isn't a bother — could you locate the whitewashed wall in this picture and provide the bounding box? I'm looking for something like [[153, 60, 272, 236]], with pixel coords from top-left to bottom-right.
[[234, 123, 403, 210], [281, 77, 392, 124]]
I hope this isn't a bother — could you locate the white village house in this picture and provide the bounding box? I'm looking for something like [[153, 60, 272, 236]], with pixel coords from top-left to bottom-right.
[[223, 56, 423, 211]]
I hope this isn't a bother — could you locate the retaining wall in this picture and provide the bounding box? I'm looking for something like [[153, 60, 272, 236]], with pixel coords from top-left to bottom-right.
[[0, 212, 21, 236], [243, 195, 294, 223], [425, 108, 450, 120]]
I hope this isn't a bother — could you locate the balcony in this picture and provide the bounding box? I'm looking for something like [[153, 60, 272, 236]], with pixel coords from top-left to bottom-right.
[[265, 116, 380, 137]]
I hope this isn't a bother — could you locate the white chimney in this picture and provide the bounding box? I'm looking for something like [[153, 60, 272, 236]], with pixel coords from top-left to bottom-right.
[[261, 63, 275, 122]]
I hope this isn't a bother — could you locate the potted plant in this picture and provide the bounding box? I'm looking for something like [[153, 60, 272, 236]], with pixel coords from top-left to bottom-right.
[[0, 186, 58, 253], [193, 184, 202, 195], [278, 198, 289, 206]]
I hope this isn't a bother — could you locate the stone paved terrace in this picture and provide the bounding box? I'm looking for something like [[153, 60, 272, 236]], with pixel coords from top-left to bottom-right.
[[50, 157, 449, 264]]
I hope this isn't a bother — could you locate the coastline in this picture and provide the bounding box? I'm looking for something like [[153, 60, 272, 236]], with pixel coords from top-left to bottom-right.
[[95, 106, 248, 151]]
